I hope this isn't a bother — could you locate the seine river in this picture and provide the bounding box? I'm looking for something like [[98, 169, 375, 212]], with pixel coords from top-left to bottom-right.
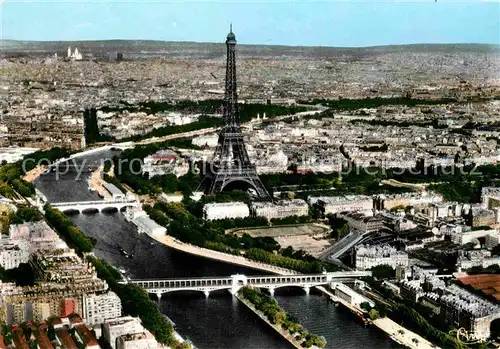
[[35, 151, 402, 349]]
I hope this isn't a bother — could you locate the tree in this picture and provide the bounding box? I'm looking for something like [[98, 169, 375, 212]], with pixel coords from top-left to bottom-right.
[[369, 309, 380, 320], [336, 223, 349, 239], [44, 204, 95, 254], [10, 206, 43, 224], [0, 181, 15, 198], [360, 302, 372, 312], [327, 215, 349, 239]]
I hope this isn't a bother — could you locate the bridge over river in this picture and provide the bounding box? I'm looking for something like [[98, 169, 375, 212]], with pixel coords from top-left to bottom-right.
[[129, 271, 371, 298]]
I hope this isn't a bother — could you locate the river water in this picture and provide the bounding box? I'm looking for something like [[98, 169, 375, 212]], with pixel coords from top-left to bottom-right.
[[35, 151, 402, 349]]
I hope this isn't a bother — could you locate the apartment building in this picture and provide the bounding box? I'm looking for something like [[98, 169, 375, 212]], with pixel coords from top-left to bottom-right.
[[456, 250, 500, 271], [442, 225, 500, 247], [355, 244, 409, 271], [310, 195, 373, 216], [117, 331, 159, 349], [203, 202, 250, 220], [83, 292, 122, 326], [250, 199, 308, 220], [441, 284, 500, 340], [337, 212, 385, 233], [481, 187, 500, 210], [0, 241, 29, 270], [103, 316, 146, 349]]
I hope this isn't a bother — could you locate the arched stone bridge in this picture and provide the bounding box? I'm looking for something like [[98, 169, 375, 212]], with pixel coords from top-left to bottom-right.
[[51, 199, 139, 213], [129, 271, 371, 298]]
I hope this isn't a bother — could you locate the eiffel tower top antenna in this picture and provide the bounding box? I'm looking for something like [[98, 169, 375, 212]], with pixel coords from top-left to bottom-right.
[[227, 23, 236, 43]]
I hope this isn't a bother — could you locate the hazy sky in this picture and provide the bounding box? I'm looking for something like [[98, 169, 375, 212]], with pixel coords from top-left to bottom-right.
[[1, 0, 499, 47]]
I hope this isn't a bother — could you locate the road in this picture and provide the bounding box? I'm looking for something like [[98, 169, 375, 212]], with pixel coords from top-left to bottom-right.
[[151, 234, 300, 276], [373, 318, 439, 349], [134, 127, 218, 145], [317, 230, 369, 261], [91, 105, 325, 149], [380, 179, 428, 192]]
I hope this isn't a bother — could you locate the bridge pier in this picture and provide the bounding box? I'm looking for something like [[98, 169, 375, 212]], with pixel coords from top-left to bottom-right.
[[268, 287, 275, 297], [230, 286, 241, 295], [204, 290, 210, 298], [303, 286, 310, 295], [156, 292, 162, 301]]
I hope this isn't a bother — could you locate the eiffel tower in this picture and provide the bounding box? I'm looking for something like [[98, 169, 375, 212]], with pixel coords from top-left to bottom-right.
[[205, 26, 271, 200]]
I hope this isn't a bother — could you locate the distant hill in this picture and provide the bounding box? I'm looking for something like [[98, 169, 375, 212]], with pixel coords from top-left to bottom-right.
[[1, 39, 498, 60]]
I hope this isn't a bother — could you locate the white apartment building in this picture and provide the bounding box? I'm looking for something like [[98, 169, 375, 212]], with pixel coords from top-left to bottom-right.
[[395, 219, 418, 232], [310, 195, 373, 216], [250, 199, 309, 220], [203, 202, 250, 220], [160, 192, 203, 203], [376, 192, 443, 211], [0, 241, 29, 270], [142, 150, 189, 178], [192, 135, 218, 148], [83, 291, 122, 326], [117, 331, 159, 349], [103, 316, 146, 349], [481, 187, 500, 209], [161, 112, 198, 126], [431, 204, 452, 219], [337, 212, 385, 233], [457, 250, 500, 271], [355, 244, 409, 271], [160, 194, 183, 203], [9, 221, 65, 253], [254, 149, 289, 174], [441, 224, 500, 247]]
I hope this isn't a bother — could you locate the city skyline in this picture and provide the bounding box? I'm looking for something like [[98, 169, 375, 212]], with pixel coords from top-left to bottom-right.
[[1, 0, 499, 47]]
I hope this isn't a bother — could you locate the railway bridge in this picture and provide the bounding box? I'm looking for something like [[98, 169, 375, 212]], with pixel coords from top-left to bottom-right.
[[129, 271, 371, 298]]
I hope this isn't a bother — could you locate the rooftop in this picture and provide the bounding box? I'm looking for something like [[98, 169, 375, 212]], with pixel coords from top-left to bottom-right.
[[203, 202, 248, 209], [311, 195, 372, 205], [457, 274, 500, 302], [356, 244, 406, 257], [441, 284, 500, 318]]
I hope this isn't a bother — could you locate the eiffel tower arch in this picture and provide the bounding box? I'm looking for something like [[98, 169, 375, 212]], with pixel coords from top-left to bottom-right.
[[202, 26, 271, 201]]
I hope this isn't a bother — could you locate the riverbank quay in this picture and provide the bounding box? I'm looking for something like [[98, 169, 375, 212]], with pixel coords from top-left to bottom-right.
[[151, 234, 299, 275], [171, 331, 195, 349], [234, 292, 302, 349], [373, 317, 439, 349], [316, 286, 440, 348], [87, 165, 112, 199]]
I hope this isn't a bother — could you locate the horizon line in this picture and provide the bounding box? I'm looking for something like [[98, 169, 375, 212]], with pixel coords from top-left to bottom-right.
[[1, 38, 499, 50]]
